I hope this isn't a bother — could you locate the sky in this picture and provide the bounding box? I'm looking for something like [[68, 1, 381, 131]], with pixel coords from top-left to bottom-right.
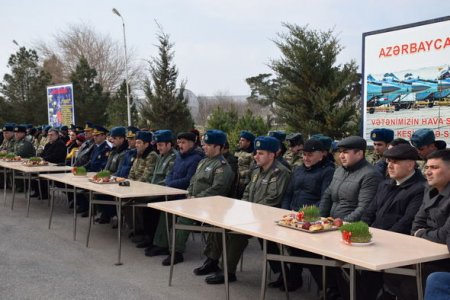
[[0, 0, 449, 96]]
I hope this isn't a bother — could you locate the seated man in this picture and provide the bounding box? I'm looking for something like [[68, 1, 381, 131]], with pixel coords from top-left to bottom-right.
[[193, 136, 290, 284], [283, 133, 304, 168], [384, 149, 450, 299], [368, 128, 394, 176]]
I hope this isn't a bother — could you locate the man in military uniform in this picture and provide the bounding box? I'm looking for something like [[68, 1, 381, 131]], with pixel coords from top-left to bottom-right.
[[85, 125, 111, 172], [128, 131, 158, 182], [194, 136, 291, 284], [283, 133, 304, 168], [160, 130, 233, 266], [136, 130, 178, 249], [0, 123, 16, 153], [411, 128, 447, 160], [13, 125, 35, 158], [115, 126, 139, 178], [73, 122, 95, 168], [268, 130, 290, 170], [36, 125, 51, 156], [368, 128, 394, 176], [147, 132, 203, 257], [234, 130, 255, 198]]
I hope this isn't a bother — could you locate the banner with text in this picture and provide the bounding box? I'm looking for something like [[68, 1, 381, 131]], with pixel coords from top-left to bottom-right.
[[47, 83, 75, 127], [362, 17, 450, 145]]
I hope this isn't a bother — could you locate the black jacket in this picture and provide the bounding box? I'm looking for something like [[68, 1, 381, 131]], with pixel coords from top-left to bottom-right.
[[41, 138, 67, 164], [361, 169, 425, 234]]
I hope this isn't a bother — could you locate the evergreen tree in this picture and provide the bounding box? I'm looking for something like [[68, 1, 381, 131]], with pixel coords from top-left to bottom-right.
[[206, 106, 238, 133], [106, 80, 138, 127], [0, 47, 52, 124], [247, 24, 360, 139], [140, 29, 193, 133], [70, 57, 110, 125]]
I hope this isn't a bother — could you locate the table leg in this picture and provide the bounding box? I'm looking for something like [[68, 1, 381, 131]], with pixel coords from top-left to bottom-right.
[[116, 197, 123, 266], [165, 195, 171, 249], [278, 244, 289, 300], [349, 264, 355, 300], [169, 214, 176, 287], [3, 168, 7, 206], [73, 186, 77, 241], [48, 180, 55, 229], [259, 239, 268, 300], [86, 191, 93, 247], [416, 263, 423, 300], [222, 228, 229, 300], [322, 256, 327, 300], [11, 170, 16, 210], [26, 173, 32, 217]]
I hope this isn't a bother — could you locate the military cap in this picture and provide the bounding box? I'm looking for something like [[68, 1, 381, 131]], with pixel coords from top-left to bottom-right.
[[337, 136, 367, 150], [239, 130, 255, 142], [43, 125, 52, 132], [14, 125, 27, 133], [92, 125, 109, 136], [84, 121, 94, 132], [110, 126, 126, 137], [286, 133, 304, 146], [36, 126, 43, 131], [383, 144, 419, 161], [60, 125, 69, 132], [254, 136, 280, 153], [26, 124, 33, 129], [29, 128, 37, 135], [76, 126, 84, 133], [268, 131, 286, 142], [310, 134, 333, 151], [177, 132, 196, 142], [203, 129, 227, 145], [410, 129, 446, 149], [136, 131, 153, 143], [303, 139, 325, 152], [370, 128, 394, 143], [126, 126, 140, 138], [2, 124, 15, 132], [154, 130, 173, 143]]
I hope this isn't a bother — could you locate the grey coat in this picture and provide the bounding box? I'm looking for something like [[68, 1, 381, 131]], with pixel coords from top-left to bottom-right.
[[319, 158, 382, 222]]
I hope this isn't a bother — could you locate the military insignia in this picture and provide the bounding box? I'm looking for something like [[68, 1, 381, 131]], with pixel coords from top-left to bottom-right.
[[215, 168, 223, 174], [256, 141, 261, 147], [262, 179, 268, 184], [371, 133, 376, 138], [105, 152, 110, 157], [204, 134, 209, 141], [269, 177, 277, 183], [97, 155, 101, 159], [252, 174, 258, 182], [205, 166, 212, 172], [131, 157, 135, 162]]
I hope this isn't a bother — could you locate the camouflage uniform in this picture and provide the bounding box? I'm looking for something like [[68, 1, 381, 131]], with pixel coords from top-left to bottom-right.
[[129, 148, 158, 182], [283, 150, 303, 168], [13, 139, 35, 158], [36, 136, 49, 156], [0, 138, 15, 152], [234, 149, 254, 198]]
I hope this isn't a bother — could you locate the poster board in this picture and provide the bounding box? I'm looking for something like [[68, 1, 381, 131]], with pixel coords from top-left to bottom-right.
[[47, 83, 75, 127]]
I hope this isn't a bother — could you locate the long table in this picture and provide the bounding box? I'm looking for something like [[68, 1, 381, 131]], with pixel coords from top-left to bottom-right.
[[148, 196, 450, 300], [40, 172, 188, 265], [0, 160, 71, 216]]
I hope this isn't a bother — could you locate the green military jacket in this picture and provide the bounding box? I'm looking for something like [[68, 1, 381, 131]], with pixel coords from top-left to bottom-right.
[[283, 150, 303, 168], [151, 148, 177, 185], [234, 150, 254, 185], [129, 149, 158, 182], [242, 160, 291, 207], [0, 138, 15, 152], [366, 151, 383, 165], [188, 154, 233, 198], [13, 139, 35, 158]]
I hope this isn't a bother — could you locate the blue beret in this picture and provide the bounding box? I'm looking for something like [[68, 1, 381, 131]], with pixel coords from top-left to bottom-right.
[[136, 131, 153, 143], [204, 129, 227, 145], [2, 123, 15, 131], [93, 125, 109, 135], [268, 131, 286, 142], [310, 134, 333, 151], [110, 126, 126, 137], [126, 126, 140, 138], [411, 129, 435, 148], [26, 124, 33, 129], [60, 125, 69, 131], [14, 125, 27, 133], [239, 130, 255, 142], [370, 128, 394, 143], [43, 125, 52, 132], [254, 136, 280, 153], [154, 130, 173, 143], [84, 121, 94, 131]]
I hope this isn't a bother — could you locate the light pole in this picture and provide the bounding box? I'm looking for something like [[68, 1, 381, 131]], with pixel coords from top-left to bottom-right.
[[112, 8, 132, 126]]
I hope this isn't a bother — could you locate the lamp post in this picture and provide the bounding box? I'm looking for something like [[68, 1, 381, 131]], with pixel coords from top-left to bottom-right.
[[112, 8, 132, 126]]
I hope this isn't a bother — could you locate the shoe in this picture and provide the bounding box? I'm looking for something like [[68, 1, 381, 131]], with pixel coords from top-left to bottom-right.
[[136, 240, 152, 249], [95, 217, 110, 224], [131, 235, 145, 243], [193, 258, 219, 275], [80, 211, 89, 218], [279, 278, 303, 292], [30, 191, 39, 198], [68, 200, 74, 209], [205, 271, 237, 284], [268, 274, 284, 288], [145, 246, 169, 257], [162, 252, 183, 266]]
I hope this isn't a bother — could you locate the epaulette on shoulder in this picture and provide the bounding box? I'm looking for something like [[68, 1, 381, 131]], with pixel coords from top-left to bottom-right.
[[220, 159, 227, 165], [273, 167, 280, 174]]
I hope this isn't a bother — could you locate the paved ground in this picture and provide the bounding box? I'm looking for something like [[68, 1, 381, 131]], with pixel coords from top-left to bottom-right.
[[0, 189, 320, 300]]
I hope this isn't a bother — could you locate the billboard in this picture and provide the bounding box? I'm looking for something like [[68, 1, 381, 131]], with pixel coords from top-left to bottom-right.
[[362, 16, 450, 145], [47, 83, 75, 127]]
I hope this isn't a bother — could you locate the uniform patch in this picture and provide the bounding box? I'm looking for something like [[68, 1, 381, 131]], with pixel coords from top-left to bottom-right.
[[269, 177, 277, 183], [215, 168, 224, 174], [205, 166, 212, 172], [252, 174, 258, 182], [262, 179, 269, 184]]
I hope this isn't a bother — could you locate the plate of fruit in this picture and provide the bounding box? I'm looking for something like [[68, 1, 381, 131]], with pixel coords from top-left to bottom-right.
[[22, 157, 48, 166], [71, 166, 87, 176], [276, 205, 343, 233], [3, 153, 22, 162], [89, 170, 126, 184], [340, 221, 373, 246]]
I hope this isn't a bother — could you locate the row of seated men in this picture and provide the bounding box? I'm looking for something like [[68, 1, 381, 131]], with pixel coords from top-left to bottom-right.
[[1, 121, 450, 300]]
